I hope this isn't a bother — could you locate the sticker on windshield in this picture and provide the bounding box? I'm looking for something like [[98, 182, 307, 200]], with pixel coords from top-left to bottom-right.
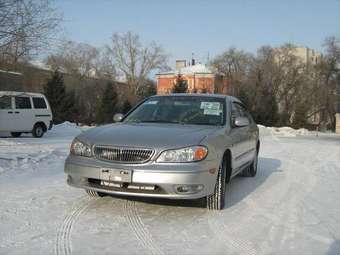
[[144, 100, 158, 105], [200, 102, 222, 115]]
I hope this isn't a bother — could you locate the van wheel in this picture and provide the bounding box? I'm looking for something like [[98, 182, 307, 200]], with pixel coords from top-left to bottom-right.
[[11, 132, 22, 138], [32, 124, 44, 138], [205, 157, 227, 210]]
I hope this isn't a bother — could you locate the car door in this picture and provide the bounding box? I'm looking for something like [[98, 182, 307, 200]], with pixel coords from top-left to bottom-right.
[[229, 102, 249, 171], [12, 96, 35, 132], [234, 103, 256, 164], [0, 96, 14, 132], [230, 102, 253, 169]]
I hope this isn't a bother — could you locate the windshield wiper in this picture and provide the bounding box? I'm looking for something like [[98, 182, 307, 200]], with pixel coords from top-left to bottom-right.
[[186, 122, 220, 126], [140, 120, 182, 124]]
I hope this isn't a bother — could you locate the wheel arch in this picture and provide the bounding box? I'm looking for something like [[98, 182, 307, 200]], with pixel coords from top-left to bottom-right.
[[223, 149, 232, 183], [34, 121, 47, 132]]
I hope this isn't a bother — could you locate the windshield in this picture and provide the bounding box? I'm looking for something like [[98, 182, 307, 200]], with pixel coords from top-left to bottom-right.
[[123, 96, 226, 126]]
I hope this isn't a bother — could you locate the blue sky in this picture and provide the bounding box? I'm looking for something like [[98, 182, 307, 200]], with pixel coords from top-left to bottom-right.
[[57, 0, 340, 65]]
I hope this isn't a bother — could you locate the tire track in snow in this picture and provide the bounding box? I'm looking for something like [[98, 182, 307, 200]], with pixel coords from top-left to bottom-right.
[[257, 134, 330, 252], [55, 197, 99, 255], [206, 132, 306, 255], [123, 200, 165, 255], [207, 198, 258, 255]]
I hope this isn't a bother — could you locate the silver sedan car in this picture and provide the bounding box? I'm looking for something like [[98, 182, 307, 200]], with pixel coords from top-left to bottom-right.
[[65, 94, 259, 210]]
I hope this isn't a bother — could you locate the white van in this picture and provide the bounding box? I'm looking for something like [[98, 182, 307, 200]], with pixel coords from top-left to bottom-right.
[[0, 91, 53, 138]]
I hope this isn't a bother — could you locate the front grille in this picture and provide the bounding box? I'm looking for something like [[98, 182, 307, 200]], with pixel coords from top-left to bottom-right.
[[93, 145, 153, 163]]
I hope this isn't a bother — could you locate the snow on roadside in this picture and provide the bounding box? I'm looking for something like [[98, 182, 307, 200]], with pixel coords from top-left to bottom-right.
[[1, 121, 340, 255], [258, 124, 310, 137], [0, 122, 91, 175], [48, 121, 92, 137]]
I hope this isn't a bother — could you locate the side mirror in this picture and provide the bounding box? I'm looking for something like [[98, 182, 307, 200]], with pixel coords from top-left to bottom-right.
[[234, 116, 250, 127], [113, 113, 124, 122]]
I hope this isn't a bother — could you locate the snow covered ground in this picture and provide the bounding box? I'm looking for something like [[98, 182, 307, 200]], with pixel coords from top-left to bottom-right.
[[1, 123, 340, 255]]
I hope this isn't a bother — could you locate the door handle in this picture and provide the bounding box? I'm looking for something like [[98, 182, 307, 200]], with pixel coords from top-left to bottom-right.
[[14, 111, 20, 114], [8, 111, 13, 114]]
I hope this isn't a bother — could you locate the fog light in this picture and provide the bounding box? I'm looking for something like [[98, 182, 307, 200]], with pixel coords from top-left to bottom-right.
[[174, 184, 204, 194]]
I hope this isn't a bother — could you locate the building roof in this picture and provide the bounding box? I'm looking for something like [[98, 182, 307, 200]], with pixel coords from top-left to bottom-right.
[[179, 64, 213, 74], [157, 64, 215, 76]]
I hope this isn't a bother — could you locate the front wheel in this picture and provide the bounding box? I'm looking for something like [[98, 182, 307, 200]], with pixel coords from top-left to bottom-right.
[[205, 158, 227, 210], [32, 124, 44, 138]]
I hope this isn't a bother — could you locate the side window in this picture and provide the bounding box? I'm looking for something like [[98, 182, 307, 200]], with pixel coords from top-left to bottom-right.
[[231, 102, 253, 125], [15, 97, 32, 109], [236, 103, 253, 123], [231, 102, 242, 122], [33, 97, 47, 109], [0, 96, 12, 109]]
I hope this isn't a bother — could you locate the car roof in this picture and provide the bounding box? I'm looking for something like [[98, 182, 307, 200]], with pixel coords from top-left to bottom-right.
[[150, 93, 242, 103], [0, 91, 45, 97]]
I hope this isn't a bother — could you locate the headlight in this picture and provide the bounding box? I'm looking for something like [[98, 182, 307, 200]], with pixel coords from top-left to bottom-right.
[[156, 146, 208, 163], [70, 139, 92, 157]]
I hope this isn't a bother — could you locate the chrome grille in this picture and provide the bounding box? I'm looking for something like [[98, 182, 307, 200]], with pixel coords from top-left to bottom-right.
[[93, 146, 153, 163]]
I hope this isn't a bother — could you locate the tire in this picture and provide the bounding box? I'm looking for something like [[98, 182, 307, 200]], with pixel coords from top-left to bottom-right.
[[86, 189, 105, 197], [242, 150, 259, 177], [206, 157, 227, 210], [10, 132, 22, 138], [32, 124, 44, 138]]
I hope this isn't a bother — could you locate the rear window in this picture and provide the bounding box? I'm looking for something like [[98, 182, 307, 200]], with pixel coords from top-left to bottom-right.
[[0, 96, 12, 109], [15, 97, 32, 109], [33, 97, 47, 109]]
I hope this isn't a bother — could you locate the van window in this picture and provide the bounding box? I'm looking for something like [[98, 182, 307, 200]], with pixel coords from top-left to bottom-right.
[[0, 96, 12, 109], [33, 97, 47, 109], [15, 97, 32, 109]]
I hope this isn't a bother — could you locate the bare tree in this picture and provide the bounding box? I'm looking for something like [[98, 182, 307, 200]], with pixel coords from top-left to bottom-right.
[[107, 31, 169, 96], [0, 0, 62, 68], [312, 37, 340, 129], [273, 44, 308, 124], [46, 40, 116, 79], [47, 40, 100, 77], [93, 46, 117, 79], [211, 47, 253, 95]]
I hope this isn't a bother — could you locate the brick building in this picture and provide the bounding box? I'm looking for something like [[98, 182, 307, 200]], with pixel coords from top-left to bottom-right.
[[156, 60, 229, 95]]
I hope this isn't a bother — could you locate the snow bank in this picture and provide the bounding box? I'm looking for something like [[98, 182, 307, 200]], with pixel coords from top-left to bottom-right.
[[258, 125, 310, 137], [52, 121, 82, 134], [50, 121, 92, 137], [0, 122, 92, 175]]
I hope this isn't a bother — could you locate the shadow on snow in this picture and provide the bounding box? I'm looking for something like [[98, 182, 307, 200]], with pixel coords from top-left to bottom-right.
[[106, 156, 282, 210]]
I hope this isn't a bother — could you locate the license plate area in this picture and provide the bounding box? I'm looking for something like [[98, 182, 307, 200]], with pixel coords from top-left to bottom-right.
[[100, 168, 132, 183]]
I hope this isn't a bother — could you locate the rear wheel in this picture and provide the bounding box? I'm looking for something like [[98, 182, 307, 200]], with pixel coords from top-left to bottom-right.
[[32, 124, 44, 138], [10, 132, 22, 138], [206, 157, 227, 210], [86, 189, 105, 197]]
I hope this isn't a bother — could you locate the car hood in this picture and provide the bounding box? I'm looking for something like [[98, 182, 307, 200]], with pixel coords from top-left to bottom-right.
[[78, 123, 220, 149]]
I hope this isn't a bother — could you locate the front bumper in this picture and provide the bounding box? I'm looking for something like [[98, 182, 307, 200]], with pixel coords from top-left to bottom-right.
[[64, 155, 219, 199]]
